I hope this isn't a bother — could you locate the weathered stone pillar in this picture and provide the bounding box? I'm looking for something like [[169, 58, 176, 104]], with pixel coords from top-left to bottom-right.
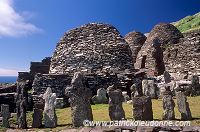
[[163, 71, 171, 84], [43, 87, 57, 128], [142, 79, 158, 99], [32, 108, 43, 128], [130, 78, 143, 98], [122, 91, 130, 103], [107, 85, 125, 120], [162, 88, 175, 120], [16, 81, 28, 129], [190, 75, 200, 96], [65, 72, 93, 127], [1, 104, 10, 128], [176, 91, 192, 120], [132, 96, 153, 120], [92, 88, 108, 104]]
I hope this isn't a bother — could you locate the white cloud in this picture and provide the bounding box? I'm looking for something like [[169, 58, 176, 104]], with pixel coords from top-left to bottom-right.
[[0, 0, 42, 37], [0, 68, 18, 76]]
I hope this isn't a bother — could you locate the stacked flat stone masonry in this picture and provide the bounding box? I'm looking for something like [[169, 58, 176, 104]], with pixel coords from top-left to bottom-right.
[[50, 23, 134, 75], [135, 23, 183, 76], [164, 31, 200, 73]]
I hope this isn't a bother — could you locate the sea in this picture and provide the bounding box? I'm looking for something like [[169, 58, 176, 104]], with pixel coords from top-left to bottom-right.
[[0, 76, 17, 83]]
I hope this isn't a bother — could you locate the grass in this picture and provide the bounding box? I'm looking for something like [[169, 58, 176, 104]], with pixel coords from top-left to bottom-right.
[[173, 12, 200, 33], [1, 96, 200, 131]]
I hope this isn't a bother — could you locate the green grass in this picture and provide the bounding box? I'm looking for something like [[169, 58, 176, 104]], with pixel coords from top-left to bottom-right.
[[173, 12, 200, 33], [1, 96, 200, 131]]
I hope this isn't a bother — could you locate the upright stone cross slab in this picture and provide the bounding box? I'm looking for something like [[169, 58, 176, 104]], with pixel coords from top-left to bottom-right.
[[92, 88, 108, 104], [176, 91, 192, 120], [43, 87, 57, 128], [132, 96, 153, 121], [1, 104, 10, 128], [107, 85, 125, 121], [65, 72, 93, 127], [16, 81, 28, 129], [162, 87, 175, 120]]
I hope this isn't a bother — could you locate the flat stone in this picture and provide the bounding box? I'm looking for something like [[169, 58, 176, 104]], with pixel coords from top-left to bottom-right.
[[136, 126, 154, 132], [60, 129, 79, 132]]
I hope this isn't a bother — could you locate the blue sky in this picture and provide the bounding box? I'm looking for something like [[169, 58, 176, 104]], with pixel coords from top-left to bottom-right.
[[0, 0, 199, 76]]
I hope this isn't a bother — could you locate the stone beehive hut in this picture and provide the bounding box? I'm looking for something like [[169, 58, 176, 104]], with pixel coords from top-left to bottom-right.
[[124, 31, 147, 63], [49, 23, 134, 75], [164, 31, 200, 73], [135, 23, 183, 75]]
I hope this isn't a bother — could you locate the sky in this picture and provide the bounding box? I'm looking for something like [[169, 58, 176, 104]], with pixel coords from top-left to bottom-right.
[[0, 0, 199, 76]]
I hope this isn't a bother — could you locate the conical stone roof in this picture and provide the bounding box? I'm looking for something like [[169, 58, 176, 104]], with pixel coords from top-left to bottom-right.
[[49, 23, 134, 75]]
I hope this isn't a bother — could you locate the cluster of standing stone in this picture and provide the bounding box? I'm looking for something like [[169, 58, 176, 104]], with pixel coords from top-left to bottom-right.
[[1, 80, 58, 129], [0, 73, 195, 129]]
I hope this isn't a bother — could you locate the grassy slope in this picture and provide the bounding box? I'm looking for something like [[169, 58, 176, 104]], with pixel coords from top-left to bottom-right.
[[1, 96, 200, 131], [173, 12, 200, 33]]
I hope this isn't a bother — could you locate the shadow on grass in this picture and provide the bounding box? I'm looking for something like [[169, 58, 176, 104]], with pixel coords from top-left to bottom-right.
[[191, 117, 200, 120], [57, 123, 72, 127]]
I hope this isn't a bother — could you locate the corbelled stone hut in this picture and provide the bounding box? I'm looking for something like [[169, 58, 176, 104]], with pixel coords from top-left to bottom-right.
[[50, 23, 134, 75]]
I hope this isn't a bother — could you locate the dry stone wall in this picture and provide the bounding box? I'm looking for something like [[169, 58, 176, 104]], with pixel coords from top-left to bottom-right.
[[164, 31, 200, 73], [50, 23, 134, 75], [32, 74, 72, 98], [30, 57, 51, 82], [135, 23, 183, 75], [124, 31, 146, 63], [32, 73, 118, 99]]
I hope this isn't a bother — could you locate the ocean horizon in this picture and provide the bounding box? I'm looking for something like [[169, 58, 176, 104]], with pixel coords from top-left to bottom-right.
[[0, 76, 17, 83]]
